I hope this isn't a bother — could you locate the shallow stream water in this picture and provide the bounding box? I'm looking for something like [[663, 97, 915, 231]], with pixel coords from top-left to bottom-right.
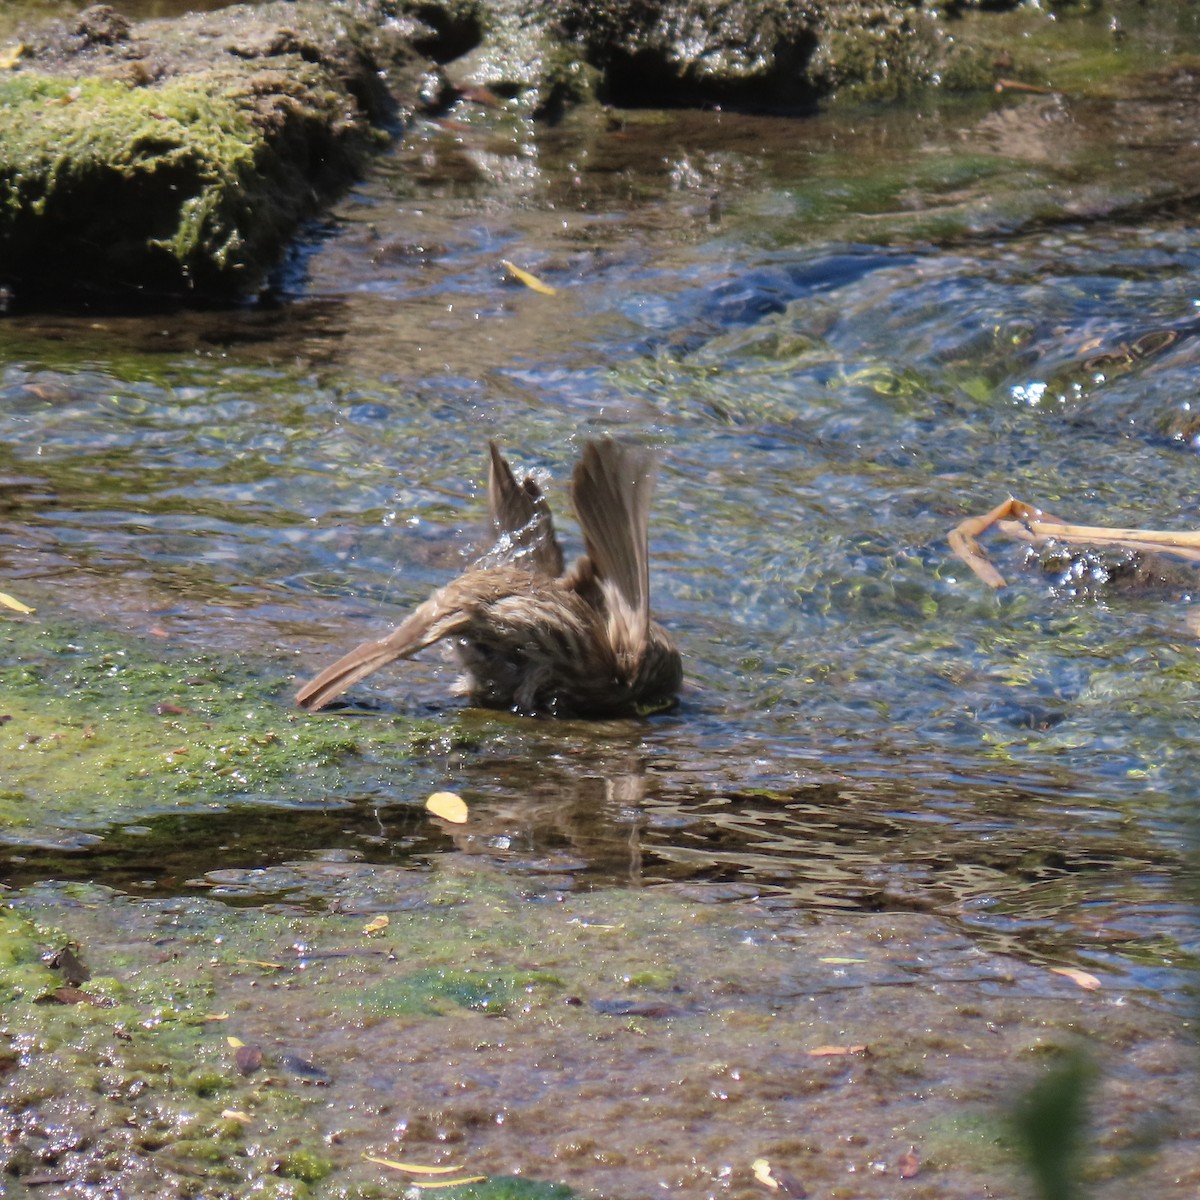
[[3, 4, 1200, 1196]]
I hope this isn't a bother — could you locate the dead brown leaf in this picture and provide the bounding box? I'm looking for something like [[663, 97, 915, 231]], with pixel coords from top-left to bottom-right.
[[35, 987, 112, 1007], [47, 944, 89, 986], [897, 1146, 920, 1178], [1050, 966, 1102, 991], [234, 1044, 264, 1075]]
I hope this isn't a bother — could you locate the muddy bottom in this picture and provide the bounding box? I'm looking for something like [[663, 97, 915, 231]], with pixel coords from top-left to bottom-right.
[[3, 861, 1198, 1200]]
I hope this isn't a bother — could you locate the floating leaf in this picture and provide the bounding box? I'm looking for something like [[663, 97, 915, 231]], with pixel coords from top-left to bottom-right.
[[234, 1044, 264, 1075], [426, 791, 469, 823], [897, 1147, 920, 1178], [592, 998, 685, 1018], [48, 944, 88, 985], [226, 1036, 244, 1048], [363, 914, 390, 936], [752, 1158, 779, 1190], [819, 956, 867, 964], [501, 259, 557, 296], [221, 1109, 253, 1124], [772, 1167, 807, 1197], [47, 85, 82, 107], [280, 1053, 329, 1082], [0, 591, 35, 614], [1050, 966, 1101, 991], [364, 1156, 464, 1175], [411, 1178, 488, 1190], [35, 987, 110, 1006], [807, 1044, 867, 1057]]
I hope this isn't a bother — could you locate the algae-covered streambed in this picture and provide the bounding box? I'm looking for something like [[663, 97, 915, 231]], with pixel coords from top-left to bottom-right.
[[5, 2, 1200, 1197], [4, 863, 1197, 1199]]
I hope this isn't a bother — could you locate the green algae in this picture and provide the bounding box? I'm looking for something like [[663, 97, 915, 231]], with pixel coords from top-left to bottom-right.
[[0, 1, 404, 301], [0, 616, 434, 845], [278, 1149, 336, 1183], [0, 871, 640, 1195], [2, 863, 1194, 1198], [362, 967, 564, 1016], [0, 905, 59, 1005], [431, 1180, 576, 1200]]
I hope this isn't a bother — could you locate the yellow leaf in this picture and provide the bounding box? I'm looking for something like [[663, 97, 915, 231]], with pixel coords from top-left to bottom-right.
[[363, 914, 390, 936], [226, 1036, 244, 1048], [752, 1158, 778, 1190], [807, 1044, 867, 1057], [47, 85, 81, 107], [220, 1109, 253, 1124], [1051, 966, 1101, 991], [0, 44, 25, 70], [501, 259, 557, 296], [426, 791, 469, 823], [0, 591, 35, 614], [236, 958, 285, 970], [363, 1156, 463, 1175], [205, 1012, 230, 1021], [819, 957, 867, 964]]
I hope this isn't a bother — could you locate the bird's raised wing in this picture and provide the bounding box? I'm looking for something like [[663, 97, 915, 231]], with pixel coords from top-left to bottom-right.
[[569, 438, 657, 672], [485, 441, 564, 577]]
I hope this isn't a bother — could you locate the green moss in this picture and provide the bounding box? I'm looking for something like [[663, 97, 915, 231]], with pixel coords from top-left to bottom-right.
[[624, 967, 675, 989], [0, 1, 393, 300], [279, 1150, 336, 1182], [0, 73, 264, 290], [432, 1179, 577, 1200], [0, 617, 433, 842], [0, 907, 58, 1004], [362, 968, 563, 1016]]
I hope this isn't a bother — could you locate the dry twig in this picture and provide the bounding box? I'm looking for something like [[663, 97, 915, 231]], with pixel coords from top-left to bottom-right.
[[949, 498, 1200, 589]]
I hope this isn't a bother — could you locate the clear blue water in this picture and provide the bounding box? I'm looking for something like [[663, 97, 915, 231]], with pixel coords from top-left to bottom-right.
[[3, 86, 1200, 1006]]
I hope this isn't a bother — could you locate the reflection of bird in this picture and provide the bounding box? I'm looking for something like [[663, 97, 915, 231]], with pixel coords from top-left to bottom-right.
[[295, 439, 682, 717]]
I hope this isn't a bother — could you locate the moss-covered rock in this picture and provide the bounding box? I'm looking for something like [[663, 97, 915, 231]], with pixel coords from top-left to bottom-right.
[[421, 0, 824, 114], [404, 0, 1154, 115], [402, 0, 1051, 114], [0, 0, 1164, 303], [0, 1, 427, 303]]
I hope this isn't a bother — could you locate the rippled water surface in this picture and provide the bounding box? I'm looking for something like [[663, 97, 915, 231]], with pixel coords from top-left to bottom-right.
[[4, 55, 1200, 1021]]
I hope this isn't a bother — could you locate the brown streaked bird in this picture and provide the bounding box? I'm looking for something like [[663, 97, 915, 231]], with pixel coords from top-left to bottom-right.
[[295, 438, 682, 717]]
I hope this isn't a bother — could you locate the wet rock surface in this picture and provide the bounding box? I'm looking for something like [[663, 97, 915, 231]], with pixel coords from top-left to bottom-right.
[[0, 0, 1100, 304], [417, 0, 1016, 117], [0, 1, 427, 302]]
